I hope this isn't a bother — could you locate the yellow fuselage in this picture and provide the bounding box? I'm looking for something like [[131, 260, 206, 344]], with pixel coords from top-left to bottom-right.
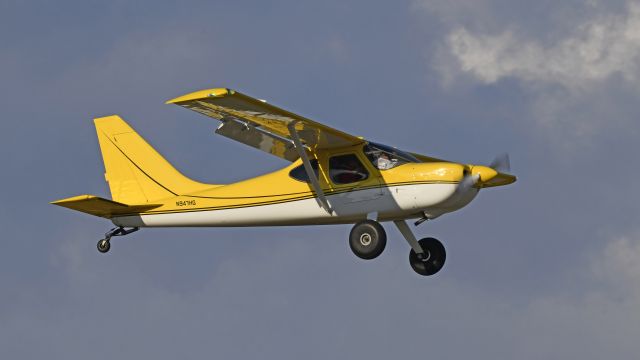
[[111, 144, 514, 228]]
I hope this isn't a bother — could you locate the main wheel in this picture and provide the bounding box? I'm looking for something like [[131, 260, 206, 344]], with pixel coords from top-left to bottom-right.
[[409, 237, 446, 276], [97, 239, 111, 253], [349, 220, 387, 260]]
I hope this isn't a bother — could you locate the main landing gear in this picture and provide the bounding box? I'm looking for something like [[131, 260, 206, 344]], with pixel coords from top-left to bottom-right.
[[347, 219, 446, 276], [97, 226, 139, 253], [349, 220, 387, 260]]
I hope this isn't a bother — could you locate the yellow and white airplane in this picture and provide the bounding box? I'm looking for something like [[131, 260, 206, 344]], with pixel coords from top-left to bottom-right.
[[52, 88, 516, 276]]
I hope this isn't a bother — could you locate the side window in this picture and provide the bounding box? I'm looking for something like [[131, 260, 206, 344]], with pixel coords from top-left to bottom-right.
[[329, 154, 369, 184], [363, 142, 420, 170], [289, 159, 319, 183]]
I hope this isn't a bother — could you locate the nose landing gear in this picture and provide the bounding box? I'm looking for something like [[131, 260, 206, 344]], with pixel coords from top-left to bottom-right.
[[408, 237, 446, 276], [394, 220, 446, 276], [97, 226, 139, 253]]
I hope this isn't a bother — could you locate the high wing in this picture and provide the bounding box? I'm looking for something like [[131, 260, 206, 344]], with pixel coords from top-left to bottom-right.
[[166, 88, 364, 161]]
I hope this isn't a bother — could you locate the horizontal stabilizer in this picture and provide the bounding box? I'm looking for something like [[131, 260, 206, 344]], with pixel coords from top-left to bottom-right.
[[51, 195, 161, 218]]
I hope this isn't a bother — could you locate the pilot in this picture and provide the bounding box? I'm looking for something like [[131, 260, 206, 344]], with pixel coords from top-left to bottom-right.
[[377, 153, 394, 170]]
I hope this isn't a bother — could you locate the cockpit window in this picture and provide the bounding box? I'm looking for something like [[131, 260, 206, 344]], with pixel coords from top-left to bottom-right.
[[329, 154, 369, 184], [289, 159, 320, 183], [364, 142, 421, 170]]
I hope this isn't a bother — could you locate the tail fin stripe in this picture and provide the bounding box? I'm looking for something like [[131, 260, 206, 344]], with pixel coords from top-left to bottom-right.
[[94, 115, 218, 203], [103, 133, 179, 196]]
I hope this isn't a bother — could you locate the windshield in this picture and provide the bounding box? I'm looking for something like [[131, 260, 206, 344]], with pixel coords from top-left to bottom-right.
[[364, 142, 421, 170]]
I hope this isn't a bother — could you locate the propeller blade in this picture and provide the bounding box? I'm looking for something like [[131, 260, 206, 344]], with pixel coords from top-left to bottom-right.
[[455, 173, 479, 194], [490, 153, 511, 173]]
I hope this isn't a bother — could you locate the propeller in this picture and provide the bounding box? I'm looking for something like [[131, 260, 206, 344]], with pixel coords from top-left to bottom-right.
[[489, 153, 511, 173], [455, 172, 479, 193], [456, 152, 511, 194]]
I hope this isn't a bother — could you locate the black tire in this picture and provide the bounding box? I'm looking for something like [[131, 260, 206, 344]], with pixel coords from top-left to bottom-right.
[[97, 239, 111, 253], [349, 220, 387, 260], [409, 237, 446, 276]]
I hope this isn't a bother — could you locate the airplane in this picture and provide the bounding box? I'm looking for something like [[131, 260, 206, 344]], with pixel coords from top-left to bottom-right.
[[51, 87, 516, 276]]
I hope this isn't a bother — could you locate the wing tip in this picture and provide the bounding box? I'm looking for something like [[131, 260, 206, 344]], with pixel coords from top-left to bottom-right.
[[166, 88, 233, 104]]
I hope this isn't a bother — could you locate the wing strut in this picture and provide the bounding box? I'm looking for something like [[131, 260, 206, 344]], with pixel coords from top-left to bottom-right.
[[287, 121, 333, 214]]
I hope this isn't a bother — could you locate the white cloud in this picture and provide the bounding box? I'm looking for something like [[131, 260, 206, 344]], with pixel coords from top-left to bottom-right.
[[425, 1, 640, 142], [594, 235, 640, 294], [442, 2, 640, 90]]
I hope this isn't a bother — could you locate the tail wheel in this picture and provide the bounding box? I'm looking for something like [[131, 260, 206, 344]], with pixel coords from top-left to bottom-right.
[[97, 239, 111, 253], [409, 237, 446, 276], [349, 220, 387, 260]]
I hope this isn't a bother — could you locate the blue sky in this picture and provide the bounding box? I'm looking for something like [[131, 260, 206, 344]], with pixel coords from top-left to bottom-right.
[[2, 1, 640, 358]]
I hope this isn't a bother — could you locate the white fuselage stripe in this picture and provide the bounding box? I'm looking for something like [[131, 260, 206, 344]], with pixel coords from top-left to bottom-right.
[[112, 183, 478, 227]]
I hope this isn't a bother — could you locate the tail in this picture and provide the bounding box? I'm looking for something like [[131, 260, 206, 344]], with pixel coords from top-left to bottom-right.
[[94, 115, 214, 203]]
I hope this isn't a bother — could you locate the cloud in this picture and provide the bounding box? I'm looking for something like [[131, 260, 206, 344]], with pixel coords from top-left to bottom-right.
[[4, 226, 640, 359], [425, 1, 640, 143], [441, 2, 640, 90], [593, 234, 640, 295], [517, 233, 640, 358]]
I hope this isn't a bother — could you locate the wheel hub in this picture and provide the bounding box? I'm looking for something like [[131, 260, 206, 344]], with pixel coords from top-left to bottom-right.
[[359, 233, 372, 246], [418, 250, 431, 262]]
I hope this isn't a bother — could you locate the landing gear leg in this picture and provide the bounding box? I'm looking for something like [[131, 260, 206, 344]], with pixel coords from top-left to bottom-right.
[[393, 220, 446, 276], [97, 226, 139, 254], [393, 220, 424, 258]]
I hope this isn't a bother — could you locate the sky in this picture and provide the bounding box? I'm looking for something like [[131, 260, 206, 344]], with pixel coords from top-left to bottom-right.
[[1, 0, 640, 358]]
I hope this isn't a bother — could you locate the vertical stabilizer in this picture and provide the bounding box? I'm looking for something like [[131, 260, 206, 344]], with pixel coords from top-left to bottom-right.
[[94, 115, 213, 203]]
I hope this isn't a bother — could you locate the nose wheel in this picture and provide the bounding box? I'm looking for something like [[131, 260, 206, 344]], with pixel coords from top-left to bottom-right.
[[409, 237, 446, 276], [96, 227, 139, 254], [394, 220, 446, 276]]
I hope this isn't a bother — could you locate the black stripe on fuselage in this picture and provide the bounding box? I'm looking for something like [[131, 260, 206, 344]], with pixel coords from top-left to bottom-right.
[[113, 180, 459, 217]]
